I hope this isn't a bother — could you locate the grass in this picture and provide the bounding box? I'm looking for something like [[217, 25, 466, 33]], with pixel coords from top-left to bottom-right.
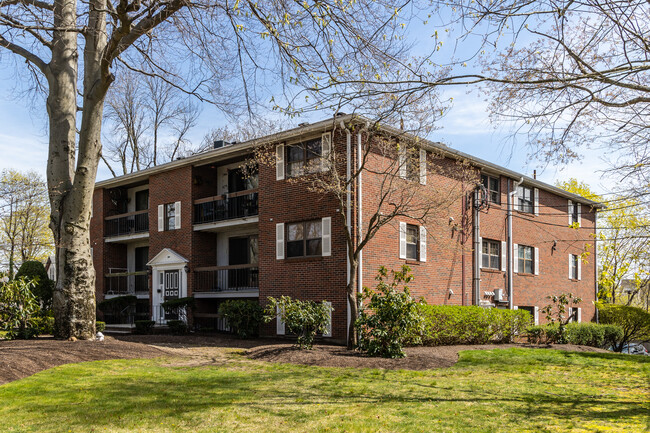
[[0, 348, 648, 432]]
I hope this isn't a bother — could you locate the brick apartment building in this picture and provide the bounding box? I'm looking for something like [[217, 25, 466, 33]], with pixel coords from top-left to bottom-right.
[[90, 115, 603, 341]]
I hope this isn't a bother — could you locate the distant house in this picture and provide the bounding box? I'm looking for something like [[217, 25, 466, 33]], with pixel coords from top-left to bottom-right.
[[90, 115, 603, 340]]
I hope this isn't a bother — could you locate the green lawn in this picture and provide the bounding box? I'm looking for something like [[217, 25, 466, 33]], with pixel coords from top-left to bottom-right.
[[0, 348, 648, 432]]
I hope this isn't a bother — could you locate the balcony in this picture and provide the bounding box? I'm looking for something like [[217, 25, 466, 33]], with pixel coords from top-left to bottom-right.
[[104, 270, 149, 297], [105, 210, 149, 242], [193, 190, 258, 230], [193, 264, 259, 297]]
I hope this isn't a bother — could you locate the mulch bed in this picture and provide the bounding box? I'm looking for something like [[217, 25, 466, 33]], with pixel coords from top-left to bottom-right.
[[247, 343, 609, 371], [0, 336, 169, 386], [0, 333, 610, 386]]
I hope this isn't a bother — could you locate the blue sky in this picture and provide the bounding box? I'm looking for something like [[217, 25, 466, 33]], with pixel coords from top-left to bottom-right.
[[0, 11, 614, 194]]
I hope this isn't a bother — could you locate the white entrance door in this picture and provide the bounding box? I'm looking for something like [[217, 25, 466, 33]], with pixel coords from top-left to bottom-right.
[[163, 270, 180, 321]]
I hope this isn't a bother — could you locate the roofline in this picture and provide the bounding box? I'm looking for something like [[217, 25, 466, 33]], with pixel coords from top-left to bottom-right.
[[95, 115, 352, 189], [95, 113, 604, 209]]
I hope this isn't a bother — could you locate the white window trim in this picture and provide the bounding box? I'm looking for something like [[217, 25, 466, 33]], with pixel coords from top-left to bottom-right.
[[321, 133, 332, 172], [157, 204, 164, 232], [276, 223, 285, 260], [419, 225, 427, 262], [399, 222, 407, 259], [323, 301, 332, 337], [419, 148, 427, 185], [322, 217, 332, 257], [276, 143, 285, 180], [174, 201, 181, 230]]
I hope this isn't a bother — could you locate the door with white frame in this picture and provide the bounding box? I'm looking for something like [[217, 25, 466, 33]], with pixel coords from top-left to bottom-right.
[[152, 266, 187, 323]]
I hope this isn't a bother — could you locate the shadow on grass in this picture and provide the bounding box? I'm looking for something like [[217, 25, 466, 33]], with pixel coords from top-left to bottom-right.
[[2, 355, 648, 431]]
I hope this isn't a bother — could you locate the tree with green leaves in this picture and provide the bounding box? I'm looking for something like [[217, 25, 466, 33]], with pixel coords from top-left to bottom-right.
[[558, 179, 650, 307], [0, 170, 53, 278]]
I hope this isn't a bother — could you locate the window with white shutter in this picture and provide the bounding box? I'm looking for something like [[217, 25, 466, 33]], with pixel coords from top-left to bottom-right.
[[534, 188, 539, 215], [276, 223, 285, 259], [174, 201, 181, 229], [323, 301, 332, 337], [513, 243, 519, 273], [577, 257, 582, 281], [568, 200, 574, 225], [501, 241, 507, 271], [322, 217, 332, 257], [321, 133, 332, 172], [276, 305, 285, 335], [399, 222, 407, 259], [419, 225, 427, 262], [276, 143, 285, 180], [478, 236, 483, 269], [398, 146, 407, 179], [419, 149, 427, 185], [534, 247, 539, 275], [577, 203, 582, 227], [157, 205, 164, 232]]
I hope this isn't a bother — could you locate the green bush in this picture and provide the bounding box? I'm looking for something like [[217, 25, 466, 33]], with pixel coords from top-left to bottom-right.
[[356, 266, 424, 358], [602, 324, 624, 349], [96, 321, 106, 333], [264, 296, 331, 349], [167, 320, 188, 335], [598, 304, 650, 351], [32, 316, 55, 335], [134, 320, 154, 334], [566, 323, 605, 347], [97, 295, 137, 312], [416, 305, 531, 346], [0, 277, 41, 340], [16, 261, 54, 312], [525, 322, 623, 348], [218, 300, 263, 338]]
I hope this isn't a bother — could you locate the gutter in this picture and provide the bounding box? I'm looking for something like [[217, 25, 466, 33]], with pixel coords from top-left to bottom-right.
[[508, 177, 524, 310], [96, 114, 604, 211]]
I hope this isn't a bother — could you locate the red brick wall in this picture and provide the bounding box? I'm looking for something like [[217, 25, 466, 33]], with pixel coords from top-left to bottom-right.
[[479, 176, 596, 321], [88, 126, 598, 334], [149, 166, 194, 292], [258, 130, 349, 341], [360, 141, 475, 306]]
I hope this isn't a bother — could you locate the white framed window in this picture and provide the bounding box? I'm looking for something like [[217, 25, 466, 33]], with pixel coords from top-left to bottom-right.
[[568, 200, 581, 226], [482, 239, 501, 269], [569, 254, 581, 280]]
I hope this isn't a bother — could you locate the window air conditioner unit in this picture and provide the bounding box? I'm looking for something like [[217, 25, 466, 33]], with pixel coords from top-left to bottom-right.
[[494, 289, 504, 302]]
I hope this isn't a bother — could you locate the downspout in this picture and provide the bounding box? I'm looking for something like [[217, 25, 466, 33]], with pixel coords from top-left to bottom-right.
[[473, 190, 480, 305], [461, 192, 466, 305], [507, 177, 524, 310], [357, 132, 363, 298], [594, 210, 599, 323], [343, 124, 352, 338]]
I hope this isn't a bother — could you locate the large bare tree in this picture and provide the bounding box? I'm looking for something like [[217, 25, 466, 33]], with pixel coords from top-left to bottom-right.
[[102, 71, 200, 176], [0, 0, 418, 338]]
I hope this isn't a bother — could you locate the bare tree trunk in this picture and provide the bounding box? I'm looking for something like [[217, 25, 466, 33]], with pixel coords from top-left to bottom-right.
[[49, 0, 109, 339]]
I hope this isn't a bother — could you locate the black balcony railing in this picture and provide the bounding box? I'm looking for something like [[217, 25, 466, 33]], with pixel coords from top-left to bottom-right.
[[105, 271, 149, 296], [105, 210, 149, 237], [193, 190, 258, 225], [193, 264, 259, 293]]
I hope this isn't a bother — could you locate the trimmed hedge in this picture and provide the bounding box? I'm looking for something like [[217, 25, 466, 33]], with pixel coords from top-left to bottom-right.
[[134, 320, 154, 334], [167, 320, 188, 335], [526, 322, 623, 348], [416, 305, 531, 346], [218, 300, 263, 338]]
